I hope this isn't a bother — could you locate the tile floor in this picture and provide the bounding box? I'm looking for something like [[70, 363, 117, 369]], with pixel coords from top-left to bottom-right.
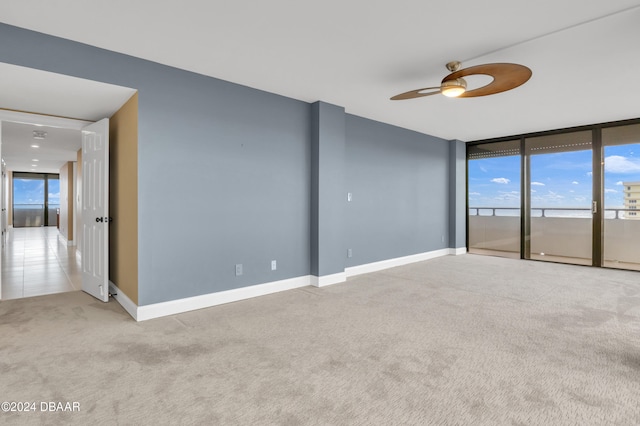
[[1, 226, 81, 300]]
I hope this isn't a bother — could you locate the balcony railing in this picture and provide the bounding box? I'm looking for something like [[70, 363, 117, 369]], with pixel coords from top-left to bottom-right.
[[468, 206, 640, 269], [13, 204, 60, 227], [469, 207, 637, 219]]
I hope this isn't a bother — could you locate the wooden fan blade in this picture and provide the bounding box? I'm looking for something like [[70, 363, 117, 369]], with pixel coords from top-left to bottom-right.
[[442, 63, 531, 97], [391, 87, 441, 100]]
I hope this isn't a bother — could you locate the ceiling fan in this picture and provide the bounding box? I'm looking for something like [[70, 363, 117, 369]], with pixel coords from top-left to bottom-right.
[[391, 61, 532, 100]]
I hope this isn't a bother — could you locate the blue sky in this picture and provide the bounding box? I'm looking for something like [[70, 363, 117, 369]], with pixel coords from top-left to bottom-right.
[[469, 143, 640, 208], [13, 178, 60, 206]]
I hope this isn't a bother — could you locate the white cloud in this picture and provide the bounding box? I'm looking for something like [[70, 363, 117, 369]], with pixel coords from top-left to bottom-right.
[[495, 191, 519, 201], [546, 191, 564, 200], [605, 155, 640, 173], [491, 178, 510, 184], [572, 181, 579, 185], [531, 189, 537, 193], [531, 182, 545, 186], [605, 188, 618, 193], [574, 196, 587, 202], [480, 166, 487, 173], [616, 181, 623, 186], [469, 192, 481, 196], [587, 172, 593, 177]]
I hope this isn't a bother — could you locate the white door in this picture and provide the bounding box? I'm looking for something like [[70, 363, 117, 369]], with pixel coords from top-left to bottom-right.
[[0, 121, 2, 299], [1, 159, 6, 249], [81, 119, 109, 302]]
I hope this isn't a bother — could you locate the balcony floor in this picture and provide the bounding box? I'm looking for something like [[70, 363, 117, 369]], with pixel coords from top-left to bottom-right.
[[470, 248, 640, 271]]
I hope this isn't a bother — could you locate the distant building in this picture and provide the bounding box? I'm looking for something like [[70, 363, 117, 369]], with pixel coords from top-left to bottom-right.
[[623, 182, 640, 219]]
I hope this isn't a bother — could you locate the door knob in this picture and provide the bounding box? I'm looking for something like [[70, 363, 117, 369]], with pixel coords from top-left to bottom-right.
[[96, 217, 103, 223]]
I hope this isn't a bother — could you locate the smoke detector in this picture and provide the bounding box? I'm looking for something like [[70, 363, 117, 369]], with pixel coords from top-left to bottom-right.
[[33, 130, 47, 139]]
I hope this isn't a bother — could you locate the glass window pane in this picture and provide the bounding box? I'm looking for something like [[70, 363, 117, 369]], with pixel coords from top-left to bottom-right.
[[468, 141, 521, 258], [528, 148, 592, 265], [526, 132, 592, 265], [47, 177, 60, 227], [13, 176, 45, 227], [603, 124, 640, 271]]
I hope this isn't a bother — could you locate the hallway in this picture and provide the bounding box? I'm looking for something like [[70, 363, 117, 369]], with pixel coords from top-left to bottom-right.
[[1, 226, 81, 300]]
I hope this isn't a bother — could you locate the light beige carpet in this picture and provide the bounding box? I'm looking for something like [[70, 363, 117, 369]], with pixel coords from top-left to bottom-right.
[[1, 254, 640, 425]]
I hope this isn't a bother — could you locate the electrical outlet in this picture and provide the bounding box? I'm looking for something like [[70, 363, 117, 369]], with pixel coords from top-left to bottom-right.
[[347, 248, 353, 258], [271, 260, 277, 271], [235, 264, 243, 276]]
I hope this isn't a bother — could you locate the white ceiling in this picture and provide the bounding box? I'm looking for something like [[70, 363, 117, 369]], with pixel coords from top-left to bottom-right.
[[1, 1, 640, 141], [0, 64, 136, 173], [0, 63, 137, 122], [1, 121, 81, 174]]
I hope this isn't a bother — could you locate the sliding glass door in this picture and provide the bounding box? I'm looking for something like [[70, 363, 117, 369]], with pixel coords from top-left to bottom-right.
[[468, 140, 521, 258], [526, 132, 593, 265], [602, 124, 640, 271], [12, 173, 60, 228], [467, 119, 640, 271]]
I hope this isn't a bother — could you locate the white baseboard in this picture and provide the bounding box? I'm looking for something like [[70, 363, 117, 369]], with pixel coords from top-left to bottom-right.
[[345, 248, 451, 277], [109, 281, 138, 321], [310, 272, 346, 287], [120, 247, 463, 322], [58, 234, 76, 247], [136, 275, 311, 321]]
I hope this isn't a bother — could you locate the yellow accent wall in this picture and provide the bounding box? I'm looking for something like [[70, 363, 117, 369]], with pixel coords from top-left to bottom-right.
[[59, 161, 74, 241], [109, 93, 139, 304], [76, 149, 82, 253]]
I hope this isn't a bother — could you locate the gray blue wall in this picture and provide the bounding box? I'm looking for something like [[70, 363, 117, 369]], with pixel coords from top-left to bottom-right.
[[449, 139, 467, 249], [310, 102, 346, 278], [0, 23, 464, 305], [345, 115, 451, 266]]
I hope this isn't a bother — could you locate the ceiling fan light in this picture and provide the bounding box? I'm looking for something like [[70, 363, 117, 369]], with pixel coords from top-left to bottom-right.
[[441, 78, 467, 97]]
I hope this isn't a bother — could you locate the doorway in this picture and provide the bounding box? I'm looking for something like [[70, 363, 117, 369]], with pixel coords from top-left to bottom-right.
[[0, 112, 88, 300], [0, 63, 139, 309]]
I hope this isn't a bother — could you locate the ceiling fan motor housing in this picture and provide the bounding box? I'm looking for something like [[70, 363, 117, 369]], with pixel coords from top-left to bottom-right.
[[441, 77, 467, 97]]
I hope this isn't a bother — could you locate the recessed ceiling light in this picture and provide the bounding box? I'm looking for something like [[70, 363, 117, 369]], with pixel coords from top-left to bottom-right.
[[31, 144, 40, 148], [33, 130, 47, 139], [32, 159, 39, 162], [31, 164, 37, 167]]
